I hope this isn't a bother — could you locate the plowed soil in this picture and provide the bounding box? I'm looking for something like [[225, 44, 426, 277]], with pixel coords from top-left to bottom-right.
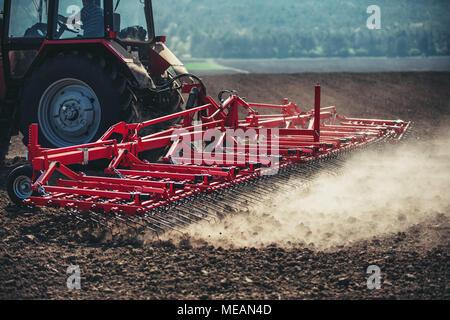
[[0, 72, 449, 300]]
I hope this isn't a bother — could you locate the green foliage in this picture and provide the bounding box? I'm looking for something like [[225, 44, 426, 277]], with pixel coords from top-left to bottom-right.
[[151, 0, 450, 58]]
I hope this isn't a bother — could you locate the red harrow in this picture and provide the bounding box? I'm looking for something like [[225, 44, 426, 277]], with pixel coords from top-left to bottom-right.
[[7, 83, 411, 234]]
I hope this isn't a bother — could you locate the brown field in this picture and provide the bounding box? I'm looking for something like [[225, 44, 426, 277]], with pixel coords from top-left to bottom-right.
[[0, 72, 449, 299]]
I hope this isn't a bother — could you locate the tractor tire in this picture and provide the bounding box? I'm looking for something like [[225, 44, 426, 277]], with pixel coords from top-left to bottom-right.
[[19, 51, 136, 148]]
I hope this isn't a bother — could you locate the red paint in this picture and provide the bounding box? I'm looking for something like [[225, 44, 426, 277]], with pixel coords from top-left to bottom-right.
[[149, 48, 171, 76], [23, 85, 410, 216], [314, 84, 321, 142]]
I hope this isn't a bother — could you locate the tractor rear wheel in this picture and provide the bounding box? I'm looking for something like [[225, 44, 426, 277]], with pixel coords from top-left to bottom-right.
[[19, 51, 136, 148]]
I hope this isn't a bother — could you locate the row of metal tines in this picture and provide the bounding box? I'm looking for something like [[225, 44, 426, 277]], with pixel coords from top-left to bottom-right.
[[63, 149, 358, 235], [63, 126, 414, 235]]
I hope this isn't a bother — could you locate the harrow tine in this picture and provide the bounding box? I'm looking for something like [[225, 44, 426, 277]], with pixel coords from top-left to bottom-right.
[[113, 213, 139, 231], [230, 189, 262, 203], [139, 212, 165, 231], [88, 211, 112, 230], [126, 215, 159, 233], [167, 207, 200, 224], [133, 216, 160, 234], [174, 206, 212, 222], [154, 209, 189, 227], [143, 213, 184, 233], [188, 203, 219, 220], [214, 191, 253, 209], [225, 191, 256, 205], [202, 194, 238, 211], [247, 184, 274, 197], [70, 211, 88, 223], [195, 196, 231, 213]]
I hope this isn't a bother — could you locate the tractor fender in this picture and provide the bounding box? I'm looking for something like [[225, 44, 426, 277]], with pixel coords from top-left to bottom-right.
[[27, 39, 154, 89], [150, 42, 189, 77]]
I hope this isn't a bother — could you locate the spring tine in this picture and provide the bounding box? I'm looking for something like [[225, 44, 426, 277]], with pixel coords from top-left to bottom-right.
[[89, 211, 113, 230], [89, 216, 110, 229], [232, 191, 260, 205], [195, 197, 229, 212], [226, 191, 256, 204], [254, 182, 279, 192], [274, 179, 302, 189], [249, 185, 273, 196], [188, 204, 218, 220], [143, 214, 183, 233], [114, 213, 138, 230], [153, 209, 187, 228], [174, 206, 211, 221], [203, 194, 239, 211], [73, 213, 87, 223], [232, 191, 261, 203], [218, 191, 258, 208], [166, 206, 199, 224], [216, 193, 250, 208], [135, 218, 159, 234], [166, 202, 202, 224], [126, 215, 158, 233], [229, 186, 264, 202], [155, 207, 191, 225], [140, 213, 165, 231], [242, 187, 268, 200], [267, 181, 291, 193]]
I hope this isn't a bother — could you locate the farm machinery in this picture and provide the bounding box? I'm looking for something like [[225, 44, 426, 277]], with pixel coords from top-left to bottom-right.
[[0, 0, 187, 163], [7, 83, 411, 233], [2, 1, 411, 234]]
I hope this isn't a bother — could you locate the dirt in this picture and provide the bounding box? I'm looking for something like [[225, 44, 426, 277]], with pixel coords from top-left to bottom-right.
[[0, 72, 449, 300]]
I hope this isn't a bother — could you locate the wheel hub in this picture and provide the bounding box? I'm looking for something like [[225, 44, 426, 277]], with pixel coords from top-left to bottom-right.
[[38, 79, 101, 147], [13, 176, 32, 200]]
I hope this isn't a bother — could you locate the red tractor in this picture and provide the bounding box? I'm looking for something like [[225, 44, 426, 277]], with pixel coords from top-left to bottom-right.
[[0, 0, 195, 164]]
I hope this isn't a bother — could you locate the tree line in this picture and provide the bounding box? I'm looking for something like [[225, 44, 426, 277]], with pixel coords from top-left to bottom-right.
[[152, 0, 450, 59]]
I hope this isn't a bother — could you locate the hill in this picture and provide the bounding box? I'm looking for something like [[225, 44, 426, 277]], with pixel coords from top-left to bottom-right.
[[152, 0, 450, 59]]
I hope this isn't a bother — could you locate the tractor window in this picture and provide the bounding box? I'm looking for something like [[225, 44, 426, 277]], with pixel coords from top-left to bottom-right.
[[9, 0, 48, 38], [115, 0, 150, 41], [57, 0, 104, 39]]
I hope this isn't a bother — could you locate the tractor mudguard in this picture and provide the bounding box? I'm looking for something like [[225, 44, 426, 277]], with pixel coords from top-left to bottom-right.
[[150, 42, 189, 77]]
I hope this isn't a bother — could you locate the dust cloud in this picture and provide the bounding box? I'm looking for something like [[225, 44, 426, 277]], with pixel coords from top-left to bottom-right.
[[175, 131, 450, 250]]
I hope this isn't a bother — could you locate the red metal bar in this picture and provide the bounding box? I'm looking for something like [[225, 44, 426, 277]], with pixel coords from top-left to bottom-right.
[[21, 84, 411, 218], [314, 84, 321, 142]]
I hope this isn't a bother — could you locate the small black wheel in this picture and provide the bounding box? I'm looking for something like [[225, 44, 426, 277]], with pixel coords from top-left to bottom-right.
[[7, 165, 34, 206]]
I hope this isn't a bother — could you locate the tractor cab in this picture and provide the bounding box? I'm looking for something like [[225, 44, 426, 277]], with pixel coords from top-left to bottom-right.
[[6, 0, 154, 39], [3, 0, 163, 78], [0, 0, 189, 154]]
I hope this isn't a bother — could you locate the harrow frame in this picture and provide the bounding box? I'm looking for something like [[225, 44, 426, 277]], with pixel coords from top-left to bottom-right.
[[14, 83, 410, 232]]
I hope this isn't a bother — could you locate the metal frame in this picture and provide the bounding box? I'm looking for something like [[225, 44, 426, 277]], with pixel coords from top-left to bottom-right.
[[22, 83, 410, 230]]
